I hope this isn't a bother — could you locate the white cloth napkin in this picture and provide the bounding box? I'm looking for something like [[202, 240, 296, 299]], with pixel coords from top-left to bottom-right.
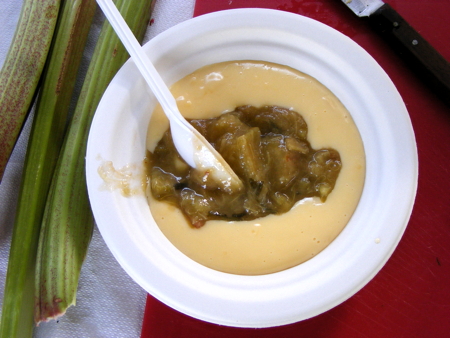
[[0, 0, 195, 337]]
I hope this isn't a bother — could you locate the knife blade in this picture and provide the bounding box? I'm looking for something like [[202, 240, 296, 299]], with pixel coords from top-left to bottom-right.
[[341, 0, 450, 105], [342, 0, 383, 17]]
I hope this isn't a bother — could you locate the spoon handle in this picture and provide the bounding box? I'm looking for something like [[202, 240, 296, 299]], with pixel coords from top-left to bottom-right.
[[96, 0, 185, 122]]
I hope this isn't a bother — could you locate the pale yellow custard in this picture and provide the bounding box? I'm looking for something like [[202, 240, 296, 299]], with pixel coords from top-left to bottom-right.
[[146, 61, 365, 275]]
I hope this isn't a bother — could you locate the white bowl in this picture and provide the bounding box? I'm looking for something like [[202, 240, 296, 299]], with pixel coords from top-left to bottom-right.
[[86, 8, 418, 328]]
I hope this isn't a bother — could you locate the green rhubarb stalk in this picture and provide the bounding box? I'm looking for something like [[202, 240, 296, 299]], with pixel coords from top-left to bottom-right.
[[0, 0, 61, 181], [34, 0, 155, 323], [0, 1, 97, 337]]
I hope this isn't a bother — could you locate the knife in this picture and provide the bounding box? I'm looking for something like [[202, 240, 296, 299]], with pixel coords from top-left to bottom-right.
[[341, 0, 450, 105]]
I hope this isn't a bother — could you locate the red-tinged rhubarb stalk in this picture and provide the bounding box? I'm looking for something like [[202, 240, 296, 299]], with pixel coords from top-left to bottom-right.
[[34, 0, 155, 323], [0, 0, 61, 181], [0, 1, 97, 337]]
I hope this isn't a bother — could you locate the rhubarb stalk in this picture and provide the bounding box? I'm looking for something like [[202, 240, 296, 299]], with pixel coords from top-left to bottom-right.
[[0, 1, 96, 337], [34, 0, 155, 323], [0, 0, 61, 181]]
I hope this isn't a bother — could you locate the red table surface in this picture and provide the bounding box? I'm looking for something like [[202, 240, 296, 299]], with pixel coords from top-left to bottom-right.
[[141, 1, 450, 337]]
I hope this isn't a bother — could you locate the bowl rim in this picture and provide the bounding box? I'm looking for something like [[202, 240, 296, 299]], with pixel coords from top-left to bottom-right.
[[86, 8, 418, 328]]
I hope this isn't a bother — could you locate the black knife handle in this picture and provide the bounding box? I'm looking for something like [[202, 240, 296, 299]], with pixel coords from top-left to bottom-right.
[[369, 3, 450, 105]]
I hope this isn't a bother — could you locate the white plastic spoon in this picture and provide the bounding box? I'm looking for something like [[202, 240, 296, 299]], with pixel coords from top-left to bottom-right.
[[96, 0, 242, 193]]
